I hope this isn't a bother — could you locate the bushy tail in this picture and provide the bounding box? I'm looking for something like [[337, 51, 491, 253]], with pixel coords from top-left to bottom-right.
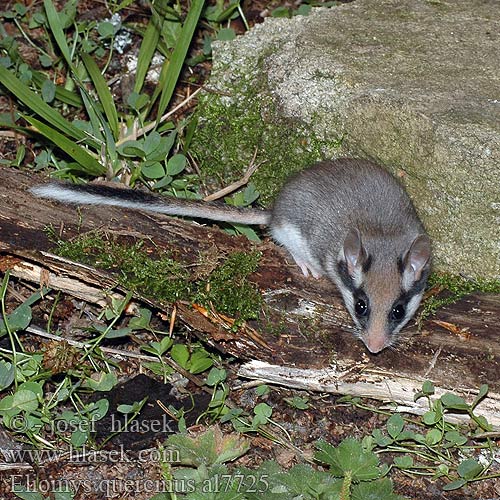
[[30, 183, 271, 225]]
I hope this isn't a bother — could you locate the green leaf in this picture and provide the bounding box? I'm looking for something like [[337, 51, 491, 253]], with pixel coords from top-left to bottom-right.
[[166, 153, 186, 175], [149, 494, 171, 500], [14, 3, 28, 16], [89, 398, 109, 421], [13, 389, 39, 413], [443, 478, 467, 491], [10, 487, 46, 500], [81, 52, 119, 140], [393, 455, 413, 469], [254, 402, 272, 418], [270, 463, 339, 498], [144, 336, 174, 356], [441, 392, 470, 411], [284, 396, 309, 410], [18, 382, 43, 399], [315, 438, 380, 481], [473, 415, 491, 432], [255, 384, 270, 396], [242, 183, 260, 205], [142, 162, 166, 179], [41, 78, 56, 102], [143, 131, 162, 155], [434, 463, 450, 478], [127, 91, 149, 110], [209, 2, 240, 23], [39, 54, 53, 67], [23, 115, 105, 175], [118, 397, 146, 414], [79, 87, 106, 145], [206, 367, 227, 386], [444, 430, 467, 446], [228, 223, 261, 242], [165, 428, 247, 467], [128, 308, 153, 329], [213, 433, 249, 465], [0, 395, 17, 413], [104, 327, 132, 338], [472, 384, 488, 409], [220, 408, 243, 424], [0, 361, 15, 390], [170, 343, 189, 368], [0, 302, 32, 334], [352, 478, 404, 500], [146, 132, 176, 162], [83, 372, 117, 391], [144, 361, 174, 377], [217, 28, 236, 41], [395, 430, 418, 442], [54, 490, 75, 500], [422, 410, 439, 425], [422, 380, 435, 395], [252, 402, 272, 426], [159, 336, 175, 354], [457, 458, 483, 480], [372, 428, 393, 447], [117, 140, 146, 157], [71, 428, 88, 447], [425, 428, 442, 445], [296, 4, 312, 16], [188, 350, 213, 374], [271, 6, 291, 18], [97, 21, 115, 38], [153, 175, 173, 189], [386, 414, 404, 439]]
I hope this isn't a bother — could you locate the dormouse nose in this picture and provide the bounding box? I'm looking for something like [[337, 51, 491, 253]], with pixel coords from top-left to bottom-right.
[[364, 333, 387, 353], [363, 316, 388, 353]]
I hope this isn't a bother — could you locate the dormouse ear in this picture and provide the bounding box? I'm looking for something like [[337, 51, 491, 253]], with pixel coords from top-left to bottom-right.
[[343, 228, 368, 276], [404, 234, 431, 281]]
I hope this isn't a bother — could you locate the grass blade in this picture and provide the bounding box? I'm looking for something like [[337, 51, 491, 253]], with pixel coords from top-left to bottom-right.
[[156, 0, 205, 122], [24, 115, 105, 176], [133, 12, 162, 94], [81, 53, 119, 140], [43, 0, 73, 67], [0, 64, 92, 145]]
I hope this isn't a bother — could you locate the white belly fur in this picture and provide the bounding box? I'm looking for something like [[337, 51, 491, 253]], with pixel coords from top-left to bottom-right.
[[270, 223, 323, 278]]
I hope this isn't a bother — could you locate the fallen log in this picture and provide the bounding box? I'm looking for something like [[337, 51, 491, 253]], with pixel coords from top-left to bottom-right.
[[1, 166, 499, 427]]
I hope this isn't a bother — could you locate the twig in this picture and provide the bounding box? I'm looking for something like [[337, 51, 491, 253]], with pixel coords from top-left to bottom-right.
[[116, 87, 203, 147], [203, 147, 265, 202], [424, 346, 442, 378], [26, 325, 157, 362], [26, 324, 210, 391]]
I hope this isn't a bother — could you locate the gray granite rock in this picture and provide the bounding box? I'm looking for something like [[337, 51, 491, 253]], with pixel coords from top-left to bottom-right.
[[192, 0, 500, 279]]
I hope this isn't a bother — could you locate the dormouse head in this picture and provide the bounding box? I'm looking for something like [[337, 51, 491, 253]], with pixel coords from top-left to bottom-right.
[[335, 228, 431, 353]]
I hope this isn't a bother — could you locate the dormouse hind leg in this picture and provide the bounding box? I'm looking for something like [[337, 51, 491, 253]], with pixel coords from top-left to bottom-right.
[[270, 223, 322, 278]]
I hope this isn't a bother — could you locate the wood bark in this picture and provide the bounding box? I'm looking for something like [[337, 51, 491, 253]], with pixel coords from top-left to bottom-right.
[[1, 167, 499, 427]]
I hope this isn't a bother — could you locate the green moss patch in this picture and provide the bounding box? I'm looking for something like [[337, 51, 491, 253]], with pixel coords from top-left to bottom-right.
[[191, 70, 336, 205], [421, 272, 500, 319], [52, 231, 262, 321], [194, 251, 262, 321]]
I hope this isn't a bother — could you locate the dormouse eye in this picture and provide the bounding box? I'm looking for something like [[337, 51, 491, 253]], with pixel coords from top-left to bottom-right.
[[355, 299, 368, 317], [391, 304, 406, 321]]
